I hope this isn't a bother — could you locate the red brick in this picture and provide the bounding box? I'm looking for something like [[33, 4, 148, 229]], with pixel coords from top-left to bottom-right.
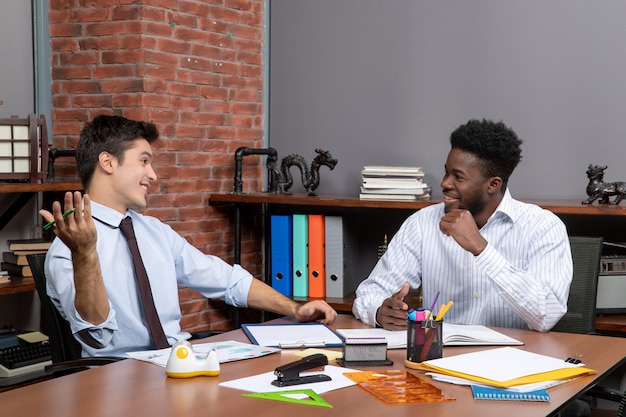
[[84, 22, 128, 37], [102, 50, 145, 65], [93, 65, 137, 79], [111, 6, 141, 21], [59, 51, 100, 66], [71, 8, 112, 22], [102, 79, 145, 93], [61, 81, 102, 94]]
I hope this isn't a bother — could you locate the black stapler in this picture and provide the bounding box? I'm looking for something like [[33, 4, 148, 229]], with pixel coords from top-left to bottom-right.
[[271, 353, 332, 387]]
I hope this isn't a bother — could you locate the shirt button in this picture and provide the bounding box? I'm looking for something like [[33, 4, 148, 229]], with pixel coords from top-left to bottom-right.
[[474, 292, 480, 299]]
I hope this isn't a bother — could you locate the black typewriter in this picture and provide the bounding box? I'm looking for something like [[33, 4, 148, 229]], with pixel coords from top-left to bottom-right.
[[0, 329, 52, 386]]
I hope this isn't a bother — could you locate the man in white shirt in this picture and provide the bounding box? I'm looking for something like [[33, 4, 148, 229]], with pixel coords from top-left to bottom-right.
[[40, 114, 337, 357], [353, 119, 572, 333]]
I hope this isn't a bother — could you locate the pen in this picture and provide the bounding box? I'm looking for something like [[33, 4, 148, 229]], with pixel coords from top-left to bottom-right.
[[43, 208, 76, 230]]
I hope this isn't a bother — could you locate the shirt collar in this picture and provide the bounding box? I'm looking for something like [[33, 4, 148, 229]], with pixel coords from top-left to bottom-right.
[[491, 188, 518, 223], [91, 201, 131, 228]]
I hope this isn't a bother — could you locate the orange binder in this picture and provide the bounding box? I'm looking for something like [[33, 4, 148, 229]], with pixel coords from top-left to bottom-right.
[[308, 214, 326, 298]]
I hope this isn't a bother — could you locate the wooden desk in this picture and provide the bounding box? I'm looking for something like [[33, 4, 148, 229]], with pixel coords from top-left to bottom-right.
[[596, 314, 626, 335], [2, 315, 626, 417]]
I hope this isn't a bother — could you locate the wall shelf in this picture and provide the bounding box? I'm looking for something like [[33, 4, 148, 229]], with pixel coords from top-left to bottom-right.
[[0, 278, 35, 296], [0, 181, 82, 194], [209, 192, 626, 216]]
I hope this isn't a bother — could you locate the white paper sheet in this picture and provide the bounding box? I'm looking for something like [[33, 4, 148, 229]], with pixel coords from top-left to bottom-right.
[[219, 365, 360, 394], [335, 328, 406, 349], [423, 347, 584, 383], [127, 340, 280, 367]]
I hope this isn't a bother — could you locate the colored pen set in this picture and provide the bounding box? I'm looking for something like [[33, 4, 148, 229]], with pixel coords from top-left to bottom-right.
[[407, 295, 453, 322], [407, 302, 453, 322]]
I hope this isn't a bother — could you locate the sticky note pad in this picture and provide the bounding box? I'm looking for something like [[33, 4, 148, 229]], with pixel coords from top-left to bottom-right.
[[18, 331, 49, 343], [294, 348, 343, 361]]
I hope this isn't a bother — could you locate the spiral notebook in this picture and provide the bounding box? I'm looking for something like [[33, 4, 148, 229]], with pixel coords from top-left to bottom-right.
[[471, 385, 550, 402]]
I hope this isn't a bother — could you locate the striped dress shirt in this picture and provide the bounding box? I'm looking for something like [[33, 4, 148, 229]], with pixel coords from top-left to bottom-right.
[[353, 189, 573, 332]]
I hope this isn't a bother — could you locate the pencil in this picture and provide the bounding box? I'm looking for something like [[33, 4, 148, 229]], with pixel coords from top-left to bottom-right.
[[43, 208, 76, 230]]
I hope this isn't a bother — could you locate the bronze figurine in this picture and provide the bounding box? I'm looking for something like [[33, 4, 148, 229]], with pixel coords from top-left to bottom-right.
[[583, 164, 626, 205]]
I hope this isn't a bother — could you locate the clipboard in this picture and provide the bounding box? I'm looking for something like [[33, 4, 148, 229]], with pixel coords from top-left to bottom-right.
[[242, 322, 344, 348]]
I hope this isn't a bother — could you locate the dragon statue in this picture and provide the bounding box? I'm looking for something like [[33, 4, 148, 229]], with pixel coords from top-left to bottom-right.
[[269, 148, 338, 196], [582, 164, 626, 205]]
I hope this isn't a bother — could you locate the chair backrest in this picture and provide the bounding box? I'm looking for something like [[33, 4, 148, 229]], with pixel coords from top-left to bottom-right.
[[27, 253, 83, 363], [552, 236, 603, 334]]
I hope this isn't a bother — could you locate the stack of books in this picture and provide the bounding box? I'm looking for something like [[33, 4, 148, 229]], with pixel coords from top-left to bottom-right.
[[1, 238, 51, 281], [359, 165, 431, 201]]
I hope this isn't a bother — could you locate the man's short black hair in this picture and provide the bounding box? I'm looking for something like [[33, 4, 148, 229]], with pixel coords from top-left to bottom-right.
[[76, 114, 159, 188], [450, 119, 522, 189]]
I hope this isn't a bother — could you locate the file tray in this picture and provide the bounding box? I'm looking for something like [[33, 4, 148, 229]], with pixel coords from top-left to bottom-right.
[[343, 370, 455, 404]]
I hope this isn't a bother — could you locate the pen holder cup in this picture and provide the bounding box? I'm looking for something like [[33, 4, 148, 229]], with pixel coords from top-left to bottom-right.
[[404, 319, 443, 369]]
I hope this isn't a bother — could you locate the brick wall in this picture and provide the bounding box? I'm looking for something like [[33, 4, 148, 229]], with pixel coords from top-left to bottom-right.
[[48, 0, 266, 331]]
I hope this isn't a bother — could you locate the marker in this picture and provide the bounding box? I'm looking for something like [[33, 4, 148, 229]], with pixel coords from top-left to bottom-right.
[[43, 208, 75, 230], [428, 291, 440, 320], [436, 301, 454, 321]]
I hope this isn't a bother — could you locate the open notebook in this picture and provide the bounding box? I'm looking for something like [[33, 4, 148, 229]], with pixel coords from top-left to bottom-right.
[[336, 323, 523, 349]]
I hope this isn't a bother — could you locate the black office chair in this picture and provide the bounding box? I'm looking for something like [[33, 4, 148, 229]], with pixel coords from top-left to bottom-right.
[[27, 253, 121, 376], [552, 236, 603, 334], [550, 237, 626, 415]]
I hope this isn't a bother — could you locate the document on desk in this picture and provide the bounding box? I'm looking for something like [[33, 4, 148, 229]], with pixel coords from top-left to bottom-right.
[[219, 364, 359, 394], [418, 347, 596, 388], [127, 340, 280, 367], [242, 322, 344, 348], [335, 328, 407, 349], [337, 324, 524, 349]]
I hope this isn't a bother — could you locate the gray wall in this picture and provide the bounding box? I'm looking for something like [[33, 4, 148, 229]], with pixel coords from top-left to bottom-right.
[[269, 0, 626, 200], [0, 0, 35, 117]]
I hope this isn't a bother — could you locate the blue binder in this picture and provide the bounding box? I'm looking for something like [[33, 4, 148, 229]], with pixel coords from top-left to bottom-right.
[[270, 214, 292, 296], [292, 214, 308, 298]]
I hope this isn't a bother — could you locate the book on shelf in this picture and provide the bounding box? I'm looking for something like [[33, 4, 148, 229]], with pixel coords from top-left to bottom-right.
[[9, 249, 50, 256], [361, 165, 424, 178], [7, 238, 51, 251], [361, 180, 427, 189], [2, 251, 30, 265], [360, 186, 429, 195], [1, 262, 33, 278], [359, 193, 429, 201]]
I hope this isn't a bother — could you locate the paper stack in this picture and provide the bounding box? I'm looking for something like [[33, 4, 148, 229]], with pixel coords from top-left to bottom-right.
[[359, 165, 431, 201], [418, 347, 595, 402]]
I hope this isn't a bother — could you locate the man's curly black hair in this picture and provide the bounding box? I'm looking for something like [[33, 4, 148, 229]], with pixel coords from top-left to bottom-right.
[[450, 119, 522, 190]]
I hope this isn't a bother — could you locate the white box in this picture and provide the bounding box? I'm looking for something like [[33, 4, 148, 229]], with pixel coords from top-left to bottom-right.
[[596, 274, 626, 313]]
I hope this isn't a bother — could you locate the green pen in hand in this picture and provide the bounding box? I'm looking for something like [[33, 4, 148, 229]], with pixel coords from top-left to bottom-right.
[[43, 208, 76, 230]]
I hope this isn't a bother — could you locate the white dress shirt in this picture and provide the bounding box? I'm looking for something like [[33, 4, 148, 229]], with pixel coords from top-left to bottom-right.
[[353, 189, 573, 332], [45, 202, 253, 357]]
